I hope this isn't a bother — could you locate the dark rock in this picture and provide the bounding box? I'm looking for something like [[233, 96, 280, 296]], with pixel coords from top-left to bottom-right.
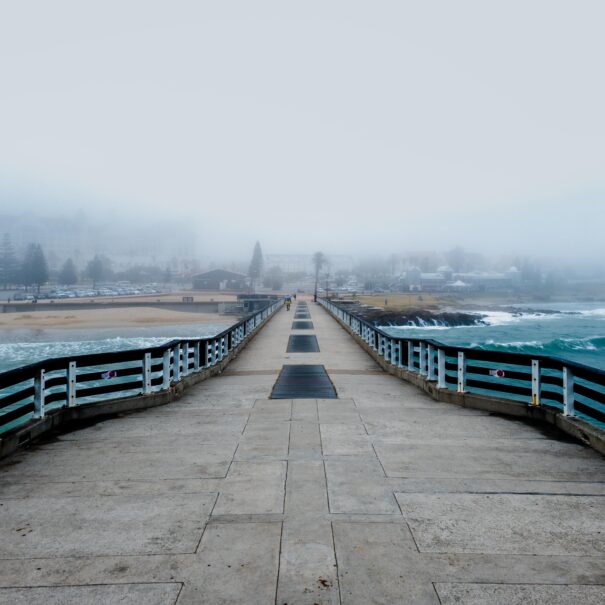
[[334, 303, 485, 327]]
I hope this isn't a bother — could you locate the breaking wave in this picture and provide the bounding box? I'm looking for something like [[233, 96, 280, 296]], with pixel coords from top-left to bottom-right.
[[470, 335, 605, 356], [0, 337, 175, 371], [578, 308, 605, 317], [386, 308, 605, 329], [0, 322, 232, 373]]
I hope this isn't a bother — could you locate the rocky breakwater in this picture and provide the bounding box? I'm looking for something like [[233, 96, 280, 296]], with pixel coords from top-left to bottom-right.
[[337, 303, 485, 328]]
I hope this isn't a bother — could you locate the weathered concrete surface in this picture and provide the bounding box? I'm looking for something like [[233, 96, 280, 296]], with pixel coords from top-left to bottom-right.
[[1, 299, 604, 604]]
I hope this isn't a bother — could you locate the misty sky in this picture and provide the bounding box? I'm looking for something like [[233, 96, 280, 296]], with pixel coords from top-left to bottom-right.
[[1, 1, 604, 259]]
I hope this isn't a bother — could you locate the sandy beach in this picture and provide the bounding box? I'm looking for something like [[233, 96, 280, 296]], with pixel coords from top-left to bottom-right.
[[0, 307, 237, 330]]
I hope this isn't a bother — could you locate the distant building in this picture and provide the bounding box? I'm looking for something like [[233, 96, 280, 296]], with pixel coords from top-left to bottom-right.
[[192, 269, 249, 291], [398, 267, 447, 292], [396, 266, 521, 293]]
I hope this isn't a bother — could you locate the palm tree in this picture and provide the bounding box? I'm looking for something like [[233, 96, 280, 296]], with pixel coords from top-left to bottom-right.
[[312, 251, 327, 301]]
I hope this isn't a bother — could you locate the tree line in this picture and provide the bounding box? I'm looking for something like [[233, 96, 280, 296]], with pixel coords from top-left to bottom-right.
[[0, 233, 174, 293]]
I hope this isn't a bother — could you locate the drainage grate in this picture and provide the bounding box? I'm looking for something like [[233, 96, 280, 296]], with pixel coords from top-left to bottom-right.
[[271, 364, 337, 399], [292, 321, 314, 329], [287, 335, 320, 352]]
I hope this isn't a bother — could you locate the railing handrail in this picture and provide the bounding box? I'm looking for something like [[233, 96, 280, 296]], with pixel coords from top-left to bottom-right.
[[320, 298, 605, 380], [318, 297, 605, 428], [0, 301, 279, 384], [0, 299, 284, 433]]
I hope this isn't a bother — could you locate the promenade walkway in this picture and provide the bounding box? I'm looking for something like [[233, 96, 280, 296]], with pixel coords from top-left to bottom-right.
[[1, 300, 604, 604]]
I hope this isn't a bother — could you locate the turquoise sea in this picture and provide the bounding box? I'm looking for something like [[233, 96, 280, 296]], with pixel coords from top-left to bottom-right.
[[382, 302, 605, 371], [0, 323, 234, 374], [0, 304, 604, 374]]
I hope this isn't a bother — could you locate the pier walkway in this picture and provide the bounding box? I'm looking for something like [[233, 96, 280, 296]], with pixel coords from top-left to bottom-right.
[[1, 300, 604, 604]]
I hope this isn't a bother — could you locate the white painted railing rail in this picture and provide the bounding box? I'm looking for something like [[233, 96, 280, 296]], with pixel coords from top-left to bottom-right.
[[318, 297, 605, 429], [0, 299, 284, 434]]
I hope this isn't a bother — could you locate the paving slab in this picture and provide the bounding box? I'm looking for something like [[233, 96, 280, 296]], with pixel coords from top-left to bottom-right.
[[386, 476, 605, 496], [277, 520, 340, 605], [213, 461, 287, 514], [396, 492, 605, 555], [325, 457, 399, 514], [320, 423, 373, 455], [435, 583, 605, 604], [0, 478, 221, 499], [251, 398, 293, 421], [331, 375, 440, 408], [318, 399, 361, 424], [0, 583, 182, 605], [236, 421, 290, 459], [292, 398, 319, 421], [289, 420, 322, 457], [0, 492, 215, 558], [1, 438, 235, 481], [48, 413, 247, 441], [177, 522, 281, 605], [0, 553, 191, 588], [375, 440, 605, 480], [422, 552, 605, 585], [333, 522, 439, 604], [364, 413, 548, 441], [285, 460, 329, 515]]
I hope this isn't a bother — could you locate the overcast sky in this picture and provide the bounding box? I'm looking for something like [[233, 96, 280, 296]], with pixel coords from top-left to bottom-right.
[[1, 1, 603, 259]]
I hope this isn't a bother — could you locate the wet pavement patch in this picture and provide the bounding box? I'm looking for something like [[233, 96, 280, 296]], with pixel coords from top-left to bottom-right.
[[271, 365, 337, 399]]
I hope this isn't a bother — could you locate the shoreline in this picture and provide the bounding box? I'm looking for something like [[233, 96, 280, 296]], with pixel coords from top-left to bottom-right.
[[0, 307, 237, 331], [355, 293, 605, 314]]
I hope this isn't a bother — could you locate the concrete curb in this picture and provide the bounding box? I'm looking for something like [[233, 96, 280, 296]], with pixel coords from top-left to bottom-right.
[[0, 307, 282, 460], [324, 305, 605, 457]]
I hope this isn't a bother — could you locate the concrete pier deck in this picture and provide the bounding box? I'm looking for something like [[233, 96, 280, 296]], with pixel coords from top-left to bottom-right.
[[1, 300, 604, 604]]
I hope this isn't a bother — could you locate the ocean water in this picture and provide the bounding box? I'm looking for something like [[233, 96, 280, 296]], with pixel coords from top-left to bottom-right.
[[381, 302, 605, 371], [0, 323, 234, 374]]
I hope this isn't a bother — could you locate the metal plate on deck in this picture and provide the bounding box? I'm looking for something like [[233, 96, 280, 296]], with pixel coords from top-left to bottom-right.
[[292, 321, 314, 330], [287, 335, 320, 352], [271, 364, 337, 399]]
